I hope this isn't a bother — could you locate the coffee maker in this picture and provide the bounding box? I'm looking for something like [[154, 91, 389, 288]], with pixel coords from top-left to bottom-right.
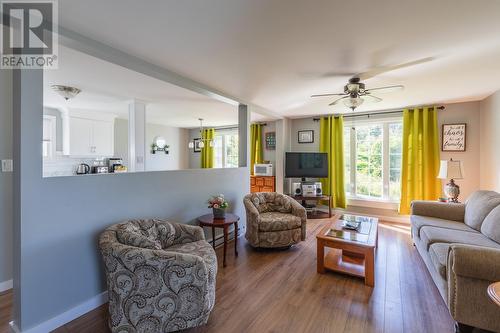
[[108, 158, 124, 173]]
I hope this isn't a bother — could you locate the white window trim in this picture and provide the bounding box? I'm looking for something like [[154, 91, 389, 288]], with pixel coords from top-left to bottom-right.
[[344, 115, 402, 203], [214, 128, 238, 169], [43, 115, 57, 159]]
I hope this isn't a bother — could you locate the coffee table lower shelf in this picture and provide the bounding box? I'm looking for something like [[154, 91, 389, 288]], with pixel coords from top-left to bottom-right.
[[322, 249, 366, 278]]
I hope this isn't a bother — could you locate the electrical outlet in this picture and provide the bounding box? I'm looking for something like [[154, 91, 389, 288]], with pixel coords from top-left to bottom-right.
[[1, 159, 13, 172]]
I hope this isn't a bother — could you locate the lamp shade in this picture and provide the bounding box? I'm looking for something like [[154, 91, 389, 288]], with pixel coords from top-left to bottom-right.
[[437, 159, 464, 180]]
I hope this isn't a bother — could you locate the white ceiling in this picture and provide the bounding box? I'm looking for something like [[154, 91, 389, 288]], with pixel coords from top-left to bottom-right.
[[44, 46, 240, 128], [56, 0, 500, 118]]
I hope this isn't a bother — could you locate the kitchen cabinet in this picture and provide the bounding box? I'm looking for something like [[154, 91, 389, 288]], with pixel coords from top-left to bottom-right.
[[69, 116, 114, 157]]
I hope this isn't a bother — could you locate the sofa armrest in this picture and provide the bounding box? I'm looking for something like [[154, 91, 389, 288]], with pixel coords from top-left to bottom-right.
[[448, 244, 500, 282], [411, 201, 465, 222]]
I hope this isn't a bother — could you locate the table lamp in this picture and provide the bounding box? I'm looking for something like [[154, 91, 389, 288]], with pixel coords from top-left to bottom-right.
[[437, 158, 464, 203]]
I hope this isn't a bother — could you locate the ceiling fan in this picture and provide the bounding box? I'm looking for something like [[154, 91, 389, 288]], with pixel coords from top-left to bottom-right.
[[311, 57, 434, 110]]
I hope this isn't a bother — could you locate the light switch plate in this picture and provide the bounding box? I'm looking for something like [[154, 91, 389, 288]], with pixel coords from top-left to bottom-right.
[[1, 159, 13, 172]]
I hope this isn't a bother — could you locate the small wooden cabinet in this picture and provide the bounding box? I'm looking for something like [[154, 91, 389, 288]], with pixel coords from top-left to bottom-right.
[[251, 176, 275, 193]]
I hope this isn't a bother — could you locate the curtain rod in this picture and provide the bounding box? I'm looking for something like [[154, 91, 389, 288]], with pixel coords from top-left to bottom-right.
[[312, 105, 445, 121]]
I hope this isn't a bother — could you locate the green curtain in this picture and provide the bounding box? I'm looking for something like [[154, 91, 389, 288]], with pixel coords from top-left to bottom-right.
[[201, 128, 215, 168], [399, 107, 441, 214], [250, 123, 263, 175], [319, 116, 346, 208]]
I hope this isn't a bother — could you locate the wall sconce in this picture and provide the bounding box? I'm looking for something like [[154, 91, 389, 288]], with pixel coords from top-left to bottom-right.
[[151, 136, 169, 154]]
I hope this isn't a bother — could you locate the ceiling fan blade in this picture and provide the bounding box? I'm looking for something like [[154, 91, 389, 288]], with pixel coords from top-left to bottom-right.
[[320, 71, 357, 78], [311, 93, 347, 98], [364, 85, 404, 94], [356, 57, 435, 81], [329, 96, 349, 106], [362, 94, 382, 103]]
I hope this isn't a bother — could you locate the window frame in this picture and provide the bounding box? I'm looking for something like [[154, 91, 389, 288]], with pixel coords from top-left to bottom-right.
[[214, 128, 239, 169], [343, 116, 402, 203]]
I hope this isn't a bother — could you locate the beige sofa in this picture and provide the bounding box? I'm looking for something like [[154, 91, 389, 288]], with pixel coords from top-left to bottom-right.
[[410, 191, 500, 333], [244, 192, 307, 248]]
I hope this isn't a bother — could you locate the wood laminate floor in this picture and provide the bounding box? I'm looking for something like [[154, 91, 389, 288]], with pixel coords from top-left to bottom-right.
[[0, 219, 475, 333]]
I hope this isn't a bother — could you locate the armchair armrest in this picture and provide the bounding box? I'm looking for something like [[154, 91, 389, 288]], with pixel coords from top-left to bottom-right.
[[290, 199, 307, 221], [244, 197, 260, 223], [411, 201, 465, 222], [171, 223, 205, 245], [289, 196, 307, 241], [448, 244, 500, 282]]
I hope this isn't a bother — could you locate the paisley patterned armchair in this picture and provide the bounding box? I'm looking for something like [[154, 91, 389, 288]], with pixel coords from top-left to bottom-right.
[[99, 219, 217, 333], [244, 192, 307, 248]]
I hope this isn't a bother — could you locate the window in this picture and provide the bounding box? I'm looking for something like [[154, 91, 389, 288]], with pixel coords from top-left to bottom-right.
[[344, 118, 403, 201], [214, 129, 239, 168]]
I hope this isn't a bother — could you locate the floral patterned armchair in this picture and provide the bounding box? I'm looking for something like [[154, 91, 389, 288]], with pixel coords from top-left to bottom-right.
[[244, 192, 307, 248], [99, 219, 217, 333]]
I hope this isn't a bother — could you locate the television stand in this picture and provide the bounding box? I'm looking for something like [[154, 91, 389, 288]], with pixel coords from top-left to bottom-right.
[[292, 195, 332, 219]]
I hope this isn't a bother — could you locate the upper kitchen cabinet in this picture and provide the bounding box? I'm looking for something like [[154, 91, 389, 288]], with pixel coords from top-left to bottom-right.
[[69, 113, 115, 157]]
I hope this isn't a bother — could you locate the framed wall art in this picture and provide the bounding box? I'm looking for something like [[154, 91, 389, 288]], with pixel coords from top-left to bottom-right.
[[265, 132, 276, 150], [298, 130, 314, 144], [442, 123, 466, 152]]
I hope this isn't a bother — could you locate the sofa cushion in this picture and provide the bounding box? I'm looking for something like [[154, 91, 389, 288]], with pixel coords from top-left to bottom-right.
[[464, 191, 500, 231], [259, 212, 301, 232], [428, 243, 449, 280], [481, 204, 500, 244], [411, 215, 474, 238], [420, 226, 500, 250]]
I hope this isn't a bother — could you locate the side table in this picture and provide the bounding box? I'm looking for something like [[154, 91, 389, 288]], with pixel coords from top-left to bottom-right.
[[197, 213, 240, 267]]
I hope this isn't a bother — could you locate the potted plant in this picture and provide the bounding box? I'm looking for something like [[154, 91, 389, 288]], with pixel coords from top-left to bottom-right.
[[208, 194, 229, 219]]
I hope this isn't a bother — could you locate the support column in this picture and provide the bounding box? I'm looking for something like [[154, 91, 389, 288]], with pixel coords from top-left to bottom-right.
[[275, 118, 291, 194], [58, 107, 70, 155], [128, 100, 146, 172], [238, 104, 250, 168]]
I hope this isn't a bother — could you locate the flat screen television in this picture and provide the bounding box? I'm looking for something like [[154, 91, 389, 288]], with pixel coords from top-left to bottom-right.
[[285, 152, 328, 178]]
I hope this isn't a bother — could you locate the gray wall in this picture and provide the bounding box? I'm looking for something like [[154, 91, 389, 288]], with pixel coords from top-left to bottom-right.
[[13, 70, 250, 331], [480, 90, 500, 191], [0, 69, 13, 285], [188, 128, 202, 169], [262, 121, 276, 164], [290, 117, 320, 152], [146, 123, 189, 171]]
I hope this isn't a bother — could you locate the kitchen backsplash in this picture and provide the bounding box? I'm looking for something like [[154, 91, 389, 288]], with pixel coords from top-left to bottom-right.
[[43, 156, 100, 177]]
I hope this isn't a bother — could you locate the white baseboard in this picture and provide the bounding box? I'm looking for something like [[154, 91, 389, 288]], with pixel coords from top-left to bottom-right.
[[0, 279, 13, 293], [10, 291, 108, 333], [9, 322, 20, 333]]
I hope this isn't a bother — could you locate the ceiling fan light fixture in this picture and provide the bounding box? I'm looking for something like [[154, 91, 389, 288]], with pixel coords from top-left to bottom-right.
[[343, 97, 364, 110], [51, 85, 81, 101]]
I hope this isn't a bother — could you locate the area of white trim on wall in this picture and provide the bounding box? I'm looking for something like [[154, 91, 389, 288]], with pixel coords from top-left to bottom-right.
[[10, 291, 108, 333], [0, 279, 12, 292]]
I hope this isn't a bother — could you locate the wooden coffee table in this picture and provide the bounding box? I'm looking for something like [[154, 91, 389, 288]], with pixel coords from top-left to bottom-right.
[[316, 214, 378, 286], [197, 213, 239, 267]]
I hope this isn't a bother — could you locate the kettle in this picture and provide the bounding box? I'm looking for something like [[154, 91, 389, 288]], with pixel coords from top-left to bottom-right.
[[76, 163, 90, 175]]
